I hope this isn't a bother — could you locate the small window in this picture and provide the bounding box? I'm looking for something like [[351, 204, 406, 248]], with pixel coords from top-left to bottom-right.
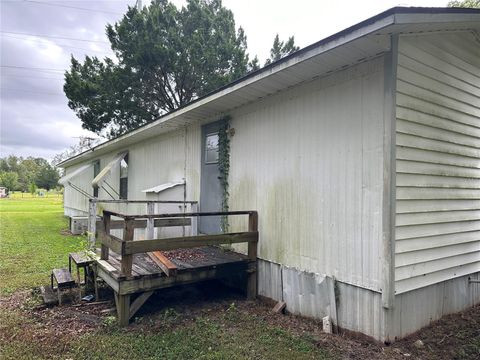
[[93, 160, 100, 198], [205, 133, 219, 164], [119, 155, 128, 199]]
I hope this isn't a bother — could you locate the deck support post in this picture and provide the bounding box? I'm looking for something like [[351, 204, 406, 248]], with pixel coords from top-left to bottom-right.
[[87, 200, 97, 249], [115, 292, 131, 326], [101, 212, 111, 261], [247, 212, 258, 300], [146, 202, 154, 240], [121, 218, 134, 276]]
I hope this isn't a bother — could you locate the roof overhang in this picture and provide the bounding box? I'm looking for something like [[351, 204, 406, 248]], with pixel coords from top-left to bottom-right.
[[58, 7, 480, 168]]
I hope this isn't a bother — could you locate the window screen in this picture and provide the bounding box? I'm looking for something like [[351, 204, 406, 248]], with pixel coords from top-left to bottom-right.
[[205, 133, 219, 164]]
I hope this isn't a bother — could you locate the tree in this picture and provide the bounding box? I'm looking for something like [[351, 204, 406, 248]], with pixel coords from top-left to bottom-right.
[[0, 171, 19, 192], [36, 164, 60, 190], [64, 0, 252, 138], [52, 136, 102, 166], [265, 34, 299, 65], [447, 0, 480, 7], [0, 156, 61, 191], [29, 183, 37, 195]]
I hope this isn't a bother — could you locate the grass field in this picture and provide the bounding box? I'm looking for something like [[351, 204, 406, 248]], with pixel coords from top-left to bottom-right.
[[0, 197, 332, 359], [0, 196, 83, 295]]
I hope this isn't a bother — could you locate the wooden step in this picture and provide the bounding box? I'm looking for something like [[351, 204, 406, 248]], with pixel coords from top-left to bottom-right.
[[148, 251, 178, 277], [52, 268, 75, 288]]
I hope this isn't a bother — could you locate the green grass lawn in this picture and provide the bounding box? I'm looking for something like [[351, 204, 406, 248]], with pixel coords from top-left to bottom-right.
[[0, 196, 84, 294], [0, 197, 332, 359]]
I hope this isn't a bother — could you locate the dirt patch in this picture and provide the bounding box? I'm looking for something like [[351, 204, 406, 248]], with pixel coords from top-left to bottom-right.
[[59, 228, 75, 236]]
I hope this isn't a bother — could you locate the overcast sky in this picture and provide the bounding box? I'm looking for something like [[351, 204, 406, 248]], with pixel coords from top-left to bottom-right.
[[1, 0, 449, 161]]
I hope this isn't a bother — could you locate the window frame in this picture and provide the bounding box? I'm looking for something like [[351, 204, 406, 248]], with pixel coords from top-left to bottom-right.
[[204, 132, 220, 164]]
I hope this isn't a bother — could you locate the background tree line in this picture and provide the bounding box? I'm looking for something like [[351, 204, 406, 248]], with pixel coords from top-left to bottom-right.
[[0, 156, 60, 193]]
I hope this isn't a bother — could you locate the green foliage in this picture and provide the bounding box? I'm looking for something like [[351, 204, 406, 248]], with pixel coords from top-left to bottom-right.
[[0, 156, 59, 191], [448, 0, 480, 7], [217, 117, 231, 232], [64, 0, 253, 138], [36, 165, 60, 190], [265, 34, 300, 65], [0, 171, 18, 192], [28, 183, 37, 195]]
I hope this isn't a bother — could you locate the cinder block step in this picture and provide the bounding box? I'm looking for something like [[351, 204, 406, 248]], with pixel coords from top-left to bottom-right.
[[40, 285, 58, 306], [52, 268, 75, 288]]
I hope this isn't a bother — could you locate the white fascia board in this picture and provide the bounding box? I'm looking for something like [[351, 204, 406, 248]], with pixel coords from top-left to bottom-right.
[[394, 12, 480, 25]]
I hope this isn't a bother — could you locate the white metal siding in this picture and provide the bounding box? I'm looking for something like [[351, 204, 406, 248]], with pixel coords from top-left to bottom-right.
[[391, 271, 480, 339], [63, 162, 94, 215], [63, 125, 201, 216], [229, 57, 386, 291], [394, 32, 480, 294]]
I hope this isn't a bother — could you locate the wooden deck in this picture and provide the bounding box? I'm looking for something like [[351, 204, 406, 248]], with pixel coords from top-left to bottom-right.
[[94, 209, 258, 326], [104, 246, 250, 277]]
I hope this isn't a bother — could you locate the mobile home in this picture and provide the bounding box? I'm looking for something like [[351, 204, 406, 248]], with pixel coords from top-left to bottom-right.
[[59, 7, 480, 342]]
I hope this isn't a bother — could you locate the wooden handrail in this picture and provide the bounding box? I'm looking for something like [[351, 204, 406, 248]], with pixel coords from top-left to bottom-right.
[[103, 210, 257, 219], [96, 218, 191, 230], [91, 199, 198, 204], [97, 230, 258, 255], [123, 231, 258, 255]]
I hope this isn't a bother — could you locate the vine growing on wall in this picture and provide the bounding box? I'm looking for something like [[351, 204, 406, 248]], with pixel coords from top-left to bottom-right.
[[218, 116, 231, 233]]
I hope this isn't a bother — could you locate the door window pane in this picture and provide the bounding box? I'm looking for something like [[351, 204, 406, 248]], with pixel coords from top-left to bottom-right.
[[205, 133, 219, 164]]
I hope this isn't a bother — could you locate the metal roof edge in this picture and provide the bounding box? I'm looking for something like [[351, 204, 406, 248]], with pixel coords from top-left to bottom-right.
[[58, 6, 480, 168]]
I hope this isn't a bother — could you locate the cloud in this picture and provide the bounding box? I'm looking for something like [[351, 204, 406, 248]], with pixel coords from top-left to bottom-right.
[[1, 0, 126, 160]]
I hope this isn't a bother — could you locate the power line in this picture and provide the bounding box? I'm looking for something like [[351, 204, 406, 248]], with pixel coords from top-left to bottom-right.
[[2, 34, 113, 56], [22, 0, 123, 16], [1, 87, 65, 96], [0, 30, 109, 44], [1, 73, 64, 81], [1, 65, 66, 73]]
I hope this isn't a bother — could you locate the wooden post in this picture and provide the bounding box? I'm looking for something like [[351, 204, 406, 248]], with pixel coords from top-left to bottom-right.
[[146, 202, 154, 240], [115, 292, 130, 326], [93, 264, 99, 301], [87, 200, 97, 249], [247, 211, 258, 300], [121, 217, 134, 276], [101, 212, 111, 260], [191, 202, 198, 236]]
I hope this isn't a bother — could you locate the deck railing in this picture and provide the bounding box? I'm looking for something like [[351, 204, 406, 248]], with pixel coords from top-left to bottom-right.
[[87, 198, 199, 244], [97, 210, 258, 287]]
